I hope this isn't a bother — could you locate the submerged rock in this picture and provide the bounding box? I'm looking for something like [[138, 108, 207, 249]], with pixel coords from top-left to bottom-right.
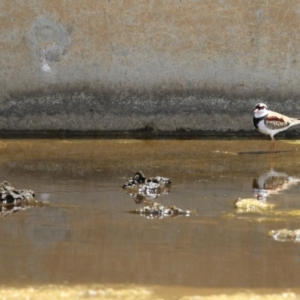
[[268, 229, 300, 242], [131, 202, 194, 219], [235, 198, 275, 212], [0, 181, 35, 204], [123, 171, 171, 203]]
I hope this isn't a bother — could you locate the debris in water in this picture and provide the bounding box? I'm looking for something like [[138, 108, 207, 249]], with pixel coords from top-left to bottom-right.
[[268, 229, 300, 242], [123, 172, 194, 218]]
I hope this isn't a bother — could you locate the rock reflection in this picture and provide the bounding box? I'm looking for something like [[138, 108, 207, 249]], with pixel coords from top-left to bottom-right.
[[252, 169, 300, 201], [0, 204, 31, 217], [124, 182, 171, 204]]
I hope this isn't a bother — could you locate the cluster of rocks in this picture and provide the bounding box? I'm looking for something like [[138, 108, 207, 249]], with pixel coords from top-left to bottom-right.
[[123, 171, 193, 219], [123, 171, 171, 204]]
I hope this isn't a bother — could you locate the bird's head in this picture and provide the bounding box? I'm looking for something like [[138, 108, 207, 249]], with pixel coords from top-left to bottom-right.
[[253, 103, 268, 117]]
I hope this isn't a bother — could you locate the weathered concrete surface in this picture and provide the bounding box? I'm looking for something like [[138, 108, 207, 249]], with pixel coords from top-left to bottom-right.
[[1, 0, 300, 135]]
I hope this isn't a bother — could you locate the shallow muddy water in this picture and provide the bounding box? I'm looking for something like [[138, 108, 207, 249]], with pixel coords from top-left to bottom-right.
[[0, 139, 300, 299]]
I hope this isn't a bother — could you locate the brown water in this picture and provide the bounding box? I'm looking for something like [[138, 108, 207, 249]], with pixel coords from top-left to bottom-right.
[[0, 139, 300, 299]]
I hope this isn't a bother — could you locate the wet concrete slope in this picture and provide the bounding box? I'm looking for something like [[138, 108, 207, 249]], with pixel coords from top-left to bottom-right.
[[1, 1, 300, 135]]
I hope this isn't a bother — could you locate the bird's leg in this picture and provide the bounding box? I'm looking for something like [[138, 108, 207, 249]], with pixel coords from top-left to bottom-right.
[[270, 137, 275, 154]]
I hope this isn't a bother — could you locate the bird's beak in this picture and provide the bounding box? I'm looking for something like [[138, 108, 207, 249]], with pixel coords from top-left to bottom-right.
[[253, 108, 259, 113]]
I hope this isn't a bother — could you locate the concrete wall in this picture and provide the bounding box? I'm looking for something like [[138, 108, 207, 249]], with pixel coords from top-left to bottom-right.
[[1, 0, 300, 135]]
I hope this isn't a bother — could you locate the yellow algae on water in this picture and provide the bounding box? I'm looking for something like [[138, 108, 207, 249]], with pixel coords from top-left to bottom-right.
[[235, 198, 275, 211], [269, 229, 300, 242], [0, 286, 299, 300], [285, 140, 300, 145], [180, 292, 299, 300], [0, 285, 159, 300]]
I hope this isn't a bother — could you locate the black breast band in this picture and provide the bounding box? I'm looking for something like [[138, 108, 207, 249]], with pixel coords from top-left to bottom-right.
[[253, 115, 266, 128]]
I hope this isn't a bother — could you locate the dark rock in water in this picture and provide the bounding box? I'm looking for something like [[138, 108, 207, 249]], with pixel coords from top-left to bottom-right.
[[131, 202, 194, 219], [123, 171, 171, 188], [146, 176, 171, 186], [0, 181, 35, 205], [122, 171, 146, 188], [122, 172, 171, 203]]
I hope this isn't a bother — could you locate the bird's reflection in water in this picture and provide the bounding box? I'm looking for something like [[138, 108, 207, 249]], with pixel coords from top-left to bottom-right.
[[253, 169, 300, 201]]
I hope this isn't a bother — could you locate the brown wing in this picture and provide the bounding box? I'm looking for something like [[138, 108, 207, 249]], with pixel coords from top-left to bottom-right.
[[265, 111, 291, 130]]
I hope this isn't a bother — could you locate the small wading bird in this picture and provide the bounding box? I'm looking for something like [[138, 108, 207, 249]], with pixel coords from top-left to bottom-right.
[[253, 103, 300, 152]]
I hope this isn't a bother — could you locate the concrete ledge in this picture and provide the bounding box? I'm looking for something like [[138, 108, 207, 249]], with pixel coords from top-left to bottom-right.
[[1, 1, 300, 136], [1, 90, 300, 137]]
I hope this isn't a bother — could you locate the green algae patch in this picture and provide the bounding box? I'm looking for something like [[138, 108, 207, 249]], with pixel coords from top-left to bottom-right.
[[235, 198, 275, 212]]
